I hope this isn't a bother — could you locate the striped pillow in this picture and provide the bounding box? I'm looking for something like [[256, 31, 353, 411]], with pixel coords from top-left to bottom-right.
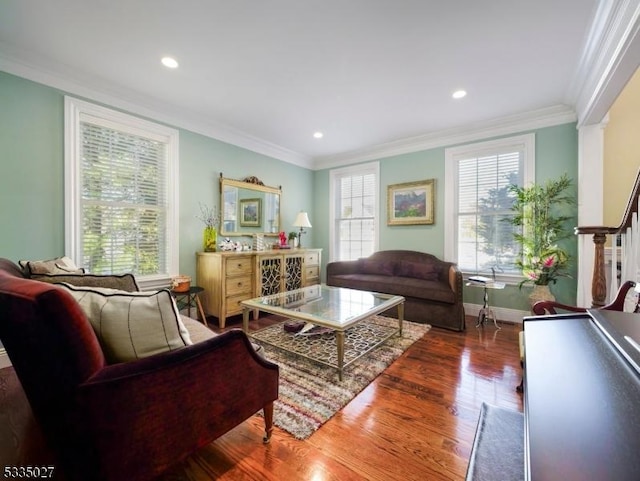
[[59, 284, 192, 363]]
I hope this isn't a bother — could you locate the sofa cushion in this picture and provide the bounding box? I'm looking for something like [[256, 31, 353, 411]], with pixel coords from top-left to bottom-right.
[[359, 259, 397, 276], [181, 316, 265, 358], [59, 284, 192, 363], [329, 274, 455, 304], [32, 273, 139, 292], [181, 315, 217, 344], [19, 256, 84, 276], [397, 260, 439, 281]]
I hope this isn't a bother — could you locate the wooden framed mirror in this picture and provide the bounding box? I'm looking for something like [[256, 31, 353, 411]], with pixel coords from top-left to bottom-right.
[[220, 174, 281, 237]]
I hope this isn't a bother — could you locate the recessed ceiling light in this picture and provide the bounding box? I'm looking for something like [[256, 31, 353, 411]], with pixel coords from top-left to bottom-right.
[[313, 132, 324, 139], [161, 57, 179, 69], [452, 89, 467, 99]]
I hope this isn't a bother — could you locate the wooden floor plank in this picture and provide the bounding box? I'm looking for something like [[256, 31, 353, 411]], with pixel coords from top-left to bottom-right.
[[160, 315, 523, 481]]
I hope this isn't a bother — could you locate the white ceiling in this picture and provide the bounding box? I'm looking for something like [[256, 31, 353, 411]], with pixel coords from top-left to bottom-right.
[[0, 1, 602, 167]]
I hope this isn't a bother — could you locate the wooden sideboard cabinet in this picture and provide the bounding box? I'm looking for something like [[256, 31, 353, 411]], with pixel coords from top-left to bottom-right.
[[196, 251, 254, 328], [302, 249, 321, 286], [254, 249, 321, 296], [196, 248, 322, 328]]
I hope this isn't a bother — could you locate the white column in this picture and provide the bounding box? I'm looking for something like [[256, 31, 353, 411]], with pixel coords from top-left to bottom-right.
[[576, 119, 607, 306]]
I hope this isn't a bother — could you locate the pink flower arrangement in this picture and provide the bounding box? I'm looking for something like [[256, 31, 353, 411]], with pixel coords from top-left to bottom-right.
[[519, 249, 569, 287]]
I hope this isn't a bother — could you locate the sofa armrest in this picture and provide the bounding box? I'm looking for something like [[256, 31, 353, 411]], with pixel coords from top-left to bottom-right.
[[75, 330, 278, 480], [448, 265, 463, 297], [327, 259, 361, 276]]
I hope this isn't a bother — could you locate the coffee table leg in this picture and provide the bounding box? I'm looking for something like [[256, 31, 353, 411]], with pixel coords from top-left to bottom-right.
[[242, 308, 250, 333], [398, 302, 404, 336], [336, 330, 345, 381]]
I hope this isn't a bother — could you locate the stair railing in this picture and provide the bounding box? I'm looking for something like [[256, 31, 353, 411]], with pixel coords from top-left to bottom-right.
[[575, 169, 640, 307]]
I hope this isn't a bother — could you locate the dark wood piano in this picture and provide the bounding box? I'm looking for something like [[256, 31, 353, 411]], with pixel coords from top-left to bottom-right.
[[524, 308, 640, 480]]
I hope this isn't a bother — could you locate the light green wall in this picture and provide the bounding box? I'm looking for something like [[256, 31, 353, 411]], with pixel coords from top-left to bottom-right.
[[0, 72, 65, 258], [0, 69, 578, 311], [177, 131, 313, 279], [0, 71, 313, 280], [314, 123, 579, 310]]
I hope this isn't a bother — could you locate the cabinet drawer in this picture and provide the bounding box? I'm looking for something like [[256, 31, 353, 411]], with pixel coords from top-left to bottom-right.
[[226, 275, 252, 296], [226, 294, 250, 315], [305, 266, 319, 279], [304, 252, 320, 265], [225, 257, 253, 276]]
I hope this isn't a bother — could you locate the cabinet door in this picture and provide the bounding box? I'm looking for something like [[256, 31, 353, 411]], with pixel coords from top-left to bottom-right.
[[284, 255, 303, 291], [258, 256, 282, 296]]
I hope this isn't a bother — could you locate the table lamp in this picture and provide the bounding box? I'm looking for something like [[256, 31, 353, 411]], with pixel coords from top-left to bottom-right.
[[293, 211, 312, 248]]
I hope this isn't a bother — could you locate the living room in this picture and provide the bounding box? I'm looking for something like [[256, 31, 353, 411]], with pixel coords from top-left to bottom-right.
[[1, 1, 640, 480]]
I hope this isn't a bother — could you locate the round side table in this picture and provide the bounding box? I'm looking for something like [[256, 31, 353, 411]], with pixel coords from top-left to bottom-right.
[[466, 281, 505, 329], [170, 285, 208, 326]]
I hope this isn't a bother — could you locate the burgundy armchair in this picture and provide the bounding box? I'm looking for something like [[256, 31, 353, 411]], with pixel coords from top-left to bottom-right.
[[0, 258, 279, 481], [531, 280, 638, 315]]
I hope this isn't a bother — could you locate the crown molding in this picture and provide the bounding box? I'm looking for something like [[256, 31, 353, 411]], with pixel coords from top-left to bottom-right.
[[312, 105, 576, 170], [570, 0, 640, 127], [0, 48, 313, 169], [0, 44, 579, 173]]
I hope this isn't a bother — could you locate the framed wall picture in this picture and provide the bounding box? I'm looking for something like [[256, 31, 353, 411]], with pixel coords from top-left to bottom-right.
[[387, 179, 435, 225], [240, 198, 261, 227]]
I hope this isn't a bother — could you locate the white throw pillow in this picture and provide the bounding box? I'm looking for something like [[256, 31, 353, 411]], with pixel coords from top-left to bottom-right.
[[59, 284, 193, 363]]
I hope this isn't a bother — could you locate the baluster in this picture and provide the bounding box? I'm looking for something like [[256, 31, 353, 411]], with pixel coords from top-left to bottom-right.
[[576, 168, 640, 307]]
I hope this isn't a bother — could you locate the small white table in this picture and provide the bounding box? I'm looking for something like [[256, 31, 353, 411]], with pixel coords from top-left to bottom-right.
[[466, 280, 506, 329]]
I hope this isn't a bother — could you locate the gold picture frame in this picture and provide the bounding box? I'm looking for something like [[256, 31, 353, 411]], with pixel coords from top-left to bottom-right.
[[239, 198, 261, 227], [387, 179, 435, 225]]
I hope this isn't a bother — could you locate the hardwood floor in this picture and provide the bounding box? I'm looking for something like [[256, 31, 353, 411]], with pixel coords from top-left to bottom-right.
[[160, 315, 523, 481]]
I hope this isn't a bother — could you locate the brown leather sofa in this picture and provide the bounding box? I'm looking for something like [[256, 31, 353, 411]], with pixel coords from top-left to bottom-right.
[[0, 258, 279, 481], [327, 250, 465, 331]]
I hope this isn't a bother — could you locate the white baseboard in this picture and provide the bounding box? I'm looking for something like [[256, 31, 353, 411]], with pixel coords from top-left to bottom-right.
[[464, 303, 528, 324]]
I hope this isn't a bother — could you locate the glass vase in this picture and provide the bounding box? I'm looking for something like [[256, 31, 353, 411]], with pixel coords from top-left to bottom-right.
[[203, 226, 217, 252]]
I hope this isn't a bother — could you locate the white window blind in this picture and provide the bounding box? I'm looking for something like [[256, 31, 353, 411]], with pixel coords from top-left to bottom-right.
[[65, 97, 179, 282], [330, 162, 379, 261], [445, 134, 534, 279], [80, 122, 168, 275], [457, 150, 522, 274]]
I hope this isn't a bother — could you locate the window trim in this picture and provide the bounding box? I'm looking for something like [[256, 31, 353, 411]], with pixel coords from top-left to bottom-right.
[[444, 134, 535, 282], [329, 161, 380, 262], [64, 96, 180, 288]]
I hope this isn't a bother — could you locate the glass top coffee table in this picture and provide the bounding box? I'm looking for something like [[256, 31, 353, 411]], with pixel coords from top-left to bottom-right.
[[241, 284, 404, 380]]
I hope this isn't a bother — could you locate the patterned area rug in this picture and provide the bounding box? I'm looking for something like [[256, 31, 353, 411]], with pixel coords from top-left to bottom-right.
[[251, 315, 430, 440]]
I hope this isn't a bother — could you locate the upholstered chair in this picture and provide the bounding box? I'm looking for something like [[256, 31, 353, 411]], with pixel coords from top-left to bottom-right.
[[0, 259, 278, 481], [531, 280, 638, 315]]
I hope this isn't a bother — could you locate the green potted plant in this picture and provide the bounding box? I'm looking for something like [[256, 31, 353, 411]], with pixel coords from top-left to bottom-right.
[[507, 173, 574, 306], [288, 231, 299, 248]]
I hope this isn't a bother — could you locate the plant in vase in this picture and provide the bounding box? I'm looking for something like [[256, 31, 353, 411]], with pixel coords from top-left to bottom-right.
[[506, 174, 574, 305], [288, 231, 298, 248], [197, 202, 220, 252]]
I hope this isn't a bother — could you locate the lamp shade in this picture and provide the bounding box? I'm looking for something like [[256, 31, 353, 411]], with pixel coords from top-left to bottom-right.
[[293, 211, 312, 228]]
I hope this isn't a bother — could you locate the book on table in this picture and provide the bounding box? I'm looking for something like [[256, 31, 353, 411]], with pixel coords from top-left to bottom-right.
[[467, 276, 505, 289]]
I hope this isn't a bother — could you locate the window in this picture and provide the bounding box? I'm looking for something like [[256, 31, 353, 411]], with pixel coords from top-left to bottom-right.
[[444, 134, 534, 278], [65, 97, 179, 287], [329, 162, 379, 261]]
